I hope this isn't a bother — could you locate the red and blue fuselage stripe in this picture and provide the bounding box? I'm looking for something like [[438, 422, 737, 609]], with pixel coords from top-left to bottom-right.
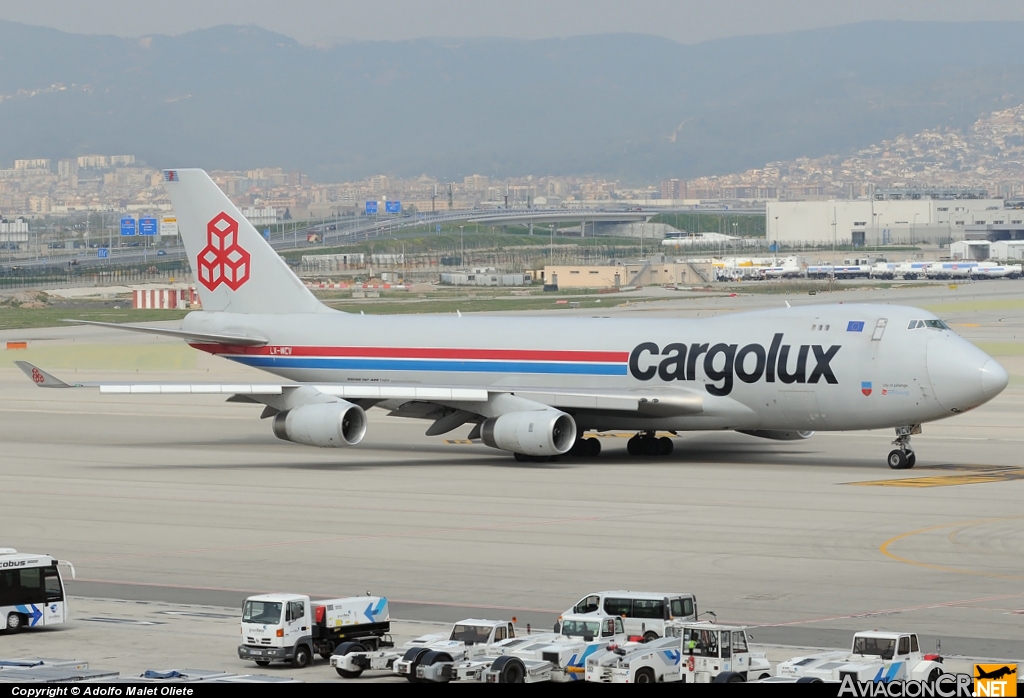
[[192, 344, 629, 376]]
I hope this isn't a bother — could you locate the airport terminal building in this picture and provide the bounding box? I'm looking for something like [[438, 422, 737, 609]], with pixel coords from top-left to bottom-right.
[[767, 191, 1014, 247]]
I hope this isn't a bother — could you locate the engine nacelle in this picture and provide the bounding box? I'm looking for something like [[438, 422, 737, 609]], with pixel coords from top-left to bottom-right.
[[737, 429, 814, 441], [481, 410, 576, 456], [272, 401, 367, 447]]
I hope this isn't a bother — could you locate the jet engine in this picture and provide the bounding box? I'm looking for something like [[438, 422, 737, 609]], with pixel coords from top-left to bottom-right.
[[272, 401, 367, 447], [481, 410, 576, 456], [737, 429, 814, 441]]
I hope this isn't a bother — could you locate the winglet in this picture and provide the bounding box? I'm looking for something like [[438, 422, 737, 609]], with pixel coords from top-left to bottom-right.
[[14, 361, 73, 388]]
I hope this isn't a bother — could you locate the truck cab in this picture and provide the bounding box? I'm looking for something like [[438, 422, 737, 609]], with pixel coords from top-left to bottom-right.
[[239, 594, 312, 668]]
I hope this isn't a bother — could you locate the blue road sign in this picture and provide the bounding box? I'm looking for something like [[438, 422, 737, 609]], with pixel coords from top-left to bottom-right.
[[436, 224, 442, 233], [385, 200, 401, 214], [263, 228, 270, 240], [139, 216, 158, 236], [97, 247, 109, 259], [365, 201, 378, 215], [120, 216, 136, 236]]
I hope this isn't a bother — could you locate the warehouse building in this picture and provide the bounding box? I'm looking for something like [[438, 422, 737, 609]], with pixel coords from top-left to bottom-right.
[[767, 191, 1009, 247]]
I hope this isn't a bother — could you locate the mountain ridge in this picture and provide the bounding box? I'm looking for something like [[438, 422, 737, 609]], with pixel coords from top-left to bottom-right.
[[3, 20, 1024, 181]]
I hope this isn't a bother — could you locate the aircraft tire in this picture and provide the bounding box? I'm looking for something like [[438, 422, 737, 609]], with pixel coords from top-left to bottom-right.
[[887, 449, 908, 469], [658, 437, 673, 456], [645, 438, 661, 456], [586, 437, 601, 457], [622, 433, 638, 456], [514, 453, 529, 462], [905, 451, 916, 468]]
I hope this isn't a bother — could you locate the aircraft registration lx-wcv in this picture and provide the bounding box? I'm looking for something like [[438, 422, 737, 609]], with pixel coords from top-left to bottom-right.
[[18, 169, 1010, 469]]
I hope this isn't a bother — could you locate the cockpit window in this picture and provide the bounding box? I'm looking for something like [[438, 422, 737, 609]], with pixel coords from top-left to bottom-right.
[[908, 319, 949, 330]]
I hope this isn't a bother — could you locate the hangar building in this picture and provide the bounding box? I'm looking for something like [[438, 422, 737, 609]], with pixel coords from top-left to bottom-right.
[[767, 191, 1012, 247]]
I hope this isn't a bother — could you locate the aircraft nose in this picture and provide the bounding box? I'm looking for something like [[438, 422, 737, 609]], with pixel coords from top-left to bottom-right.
[[981, 359, 1009, 399], [926, 336, 1008, 411]]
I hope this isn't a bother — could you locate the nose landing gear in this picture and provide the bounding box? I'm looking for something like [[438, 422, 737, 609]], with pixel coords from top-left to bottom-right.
[[887, 425, 921, 469]]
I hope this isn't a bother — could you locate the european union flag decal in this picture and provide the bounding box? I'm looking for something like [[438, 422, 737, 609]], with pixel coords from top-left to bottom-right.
[[847, 321, 865, 332]]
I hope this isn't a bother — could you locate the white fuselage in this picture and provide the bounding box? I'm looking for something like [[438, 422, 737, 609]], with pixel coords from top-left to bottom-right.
[[180, 302, 1002, 433]]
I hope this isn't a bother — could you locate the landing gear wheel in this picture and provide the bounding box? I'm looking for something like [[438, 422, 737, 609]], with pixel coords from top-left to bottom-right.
[[658, 436, 673, 456], [586, 437, 601, 457], [514, 452, 528, 462], [887, 449, 908, 470], [905, 451, 916, 468], [627, 436, 642, 456], [645, 438, 661, 456]]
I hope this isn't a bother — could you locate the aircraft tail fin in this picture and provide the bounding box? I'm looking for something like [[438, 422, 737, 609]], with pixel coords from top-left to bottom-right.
[[161, 169, 327, 314]]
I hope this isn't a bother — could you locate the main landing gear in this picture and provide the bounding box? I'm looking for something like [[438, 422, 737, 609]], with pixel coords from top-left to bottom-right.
[[627, 431, 674, 457], [887, 425, 920, 470]]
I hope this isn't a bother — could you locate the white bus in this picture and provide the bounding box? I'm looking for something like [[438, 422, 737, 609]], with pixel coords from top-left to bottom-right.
[[0, 548, 75, 633]]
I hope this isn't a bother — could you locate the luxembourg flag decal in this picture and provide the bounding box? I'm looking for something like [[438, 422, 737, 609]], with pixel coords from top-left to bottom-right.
[[861, 381, 873, 396]]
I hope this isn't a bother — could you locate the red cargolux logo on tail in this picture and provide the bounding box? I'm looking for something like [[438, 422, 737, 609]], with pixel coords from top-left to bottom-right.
[[197, 212, 250, 291]]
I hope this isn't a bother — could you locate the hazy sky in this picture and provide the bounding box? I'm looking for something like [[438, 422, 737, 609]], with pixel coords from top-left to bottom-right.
[[4, 0, 1024, 44]]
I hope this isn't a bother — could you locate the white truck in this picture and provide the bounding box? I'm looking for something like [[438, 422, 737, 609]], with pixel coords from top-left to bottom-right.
[[774, 630, 946, 684], [972, 263, 1023, 279], [586, 622, 771, 683], [457, 613, 628, 683], [331, 618, 515, 682], [238, 593, 391, 669]]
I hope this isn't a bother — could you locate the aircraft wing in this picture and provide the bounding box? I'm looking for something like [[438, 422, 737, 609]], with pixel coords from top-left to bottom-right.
[[63, 319, 269, 347], [14, 362, 702, 414]]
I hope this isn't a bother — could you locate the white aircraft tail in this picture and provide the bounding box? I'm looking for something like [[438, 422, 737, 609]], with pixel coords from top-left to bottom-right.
[[162, 169, 327, 314]]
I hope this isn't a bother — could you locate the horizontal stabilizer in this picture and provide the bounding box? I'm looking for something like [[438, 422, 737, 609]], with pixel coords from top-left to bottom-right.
[[15, 361, 75, 388], [65, 319, 268, 346]]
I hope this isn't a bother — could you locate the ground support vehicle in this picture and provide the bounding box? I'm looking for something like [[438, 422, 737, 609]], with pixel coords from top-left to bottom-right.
[[926, 262, 977, 280], [589, 622, 770, 683], [0, 548, 75, 633], [774, 630, 945, 683], [895, 262, 931, 280], [972, 264, 1022, 279], [585, 636, 683, 683], [238, 593, 390, 669], [672, 623, 772, 683], [464, 613, 628, 683], [562, 590, 698, 640], [332, 618, 515, 682]]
